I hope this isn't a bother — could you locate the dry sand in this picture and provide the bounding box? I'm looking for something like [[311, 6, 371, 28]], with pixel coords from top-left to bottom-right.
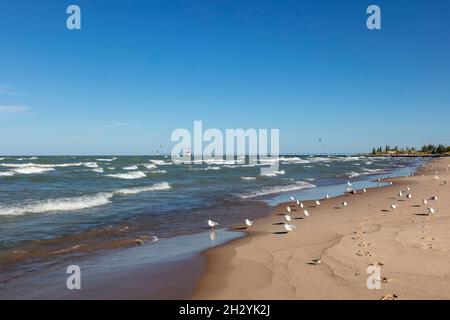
[[193, 157, 450, 300]]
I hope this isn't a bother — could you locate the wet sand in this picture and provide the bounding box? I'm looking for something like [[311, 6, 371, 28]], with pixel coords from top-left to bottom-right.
[[193, 157, 450, 299]]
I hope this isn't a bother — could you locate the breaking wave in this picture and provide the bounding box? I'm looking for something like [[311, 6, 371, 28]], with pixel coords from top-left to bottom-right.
[[105, 171, 147, 179], [240, 181, 316, 199], [0, 182, 172, 216]]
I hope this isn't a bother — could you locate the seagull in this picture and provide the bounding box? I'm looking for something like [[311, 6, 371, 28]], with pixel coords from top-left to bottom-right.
[[431, 196, 438, 201], [406, 194, 412, 199], [208, 220, 219, 228], [326, 194, 330, 199], [428, 208, 436, 215], [391, 204, 397, 210], [342, 201, 348, 207], [245, 219, 254, 227], [296, 199, 300, 207], [285, 214, 292, 222], [284, 224, 296, 232], [346, 187, 352, 193], [290, 196, 296, 201], [351, 190, 357, 194], [347, 181, 352, 187], [398, 191, 403, 197], [363, 188, 367, 193], [435, 175, 440, 180], [315, 200, 321, 206], [311, 259, 322, 265], [287, 206, 292, 213], [423, 199, 428, 205], [303, 209, 310, 217], [406, 187, 410, 191], [299, 202, 304, 208]]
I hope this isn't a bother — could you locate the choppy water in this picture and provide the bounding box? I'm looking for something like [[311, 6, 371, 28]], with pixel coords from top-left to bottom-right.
[[0, 155, 422, 282]]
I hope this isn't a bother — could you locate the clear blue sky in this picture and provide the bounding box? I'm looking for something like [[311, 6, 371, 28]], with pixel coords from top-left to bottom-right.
[[1, 0, 449, 155]]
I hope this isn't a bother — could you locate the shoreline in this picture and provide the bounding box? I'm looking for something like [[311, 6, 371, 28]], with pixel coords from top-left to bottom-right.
[[192, 157, 450, 299]]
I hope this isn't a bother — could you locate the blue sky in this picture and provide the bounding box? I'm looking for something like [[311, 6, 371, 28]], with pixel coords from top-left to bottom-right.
[[1, 0, 449, 155]]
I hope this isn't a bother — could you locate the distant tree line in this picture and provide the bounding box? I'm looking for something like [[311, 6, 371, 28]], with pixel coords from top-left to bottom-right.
[[371, 144, 450, 155]]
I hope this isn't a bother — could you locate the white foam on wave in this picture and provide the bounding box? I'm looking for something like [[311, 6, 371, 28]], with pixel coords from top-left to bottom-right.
[[92, 167, 104, 173], [147, 170, 166, 174], [83, 162, 99, 168], [123, 165, 138, 171], [347, 172, 361, 178], [0, 171, 15, 177], [105, 171, 147, 179], [13, 167, 55, 174], [259, 169, 285, 177], [0, 162, 83, 168], [241, 176, 256, 180], [114, 182, 171, 195], [240, 181, 316, 199], [150, 160, 171, 165], [0, 192, 113, 216], [143, 164, 157, 169], [189, 166, 221, 171], [0, 158, 4, 161], [0, 182, 172, 216], [96, 157, 117, 162]]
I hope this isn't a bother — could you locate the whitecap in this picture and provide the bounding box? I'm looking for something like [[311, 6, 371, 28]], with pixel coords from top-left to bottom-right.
[[0, 171, 15, 177], [92, 167, 104, 173], [143, 164, 157, 169], [123, 165, 138, 171], [260, 169, 285, 177], [105, 171, 147, 179], [347, 172, 361, 178], [240, 181, 316, 199], [150, 160, 171, 165], [241, 176, 256, 180], [96, 157, 117, 162], [0, 192, 113, 216], [83, 162, 99, 168], [147, 170, 166, 174], [13, 167, 55, 175], [114, 182, 171, 195]]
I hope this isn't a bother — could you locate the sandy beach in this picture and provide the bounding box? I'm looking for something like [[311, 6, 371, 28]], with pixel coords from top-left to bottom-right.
[[193, 157, 450, 300]]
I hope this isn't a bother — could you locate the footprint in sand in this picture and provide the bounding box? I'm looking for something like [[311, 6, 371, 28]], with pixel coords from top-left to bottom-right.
[[382, 277, 392, 284], [358, 241, 371, 247], [356, 250, 372, 257]]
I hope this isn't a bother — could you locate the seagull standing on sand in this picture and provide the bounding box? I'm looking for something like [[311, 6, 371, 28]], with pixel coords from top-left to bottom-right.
[[284, 224, 296, 232], [406, 194, 412, 199], [326, 194, 330, 199], [431, 196, 438, 201], [285, 214, 292, 222], [398, 191, 403, 198], [342, 201, 348, 207], [428, 208, 436, 215], [208, 220, 219, 228], [245, 219, 254, 227], [423, 199, 428, 205], [391, 204, 397, 210], [363, 188, 367, 193], [303, 210, 310, 217], [299, 202, 304, 208], [315, 200, 321, 206], [287, 206, 292, 213]]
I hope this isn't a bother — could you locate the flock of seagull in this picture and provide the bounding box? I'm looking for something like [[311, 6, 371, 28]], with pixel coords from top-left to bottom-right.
[[207, 181, 355, 233], [207, 166, 445, 234]]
